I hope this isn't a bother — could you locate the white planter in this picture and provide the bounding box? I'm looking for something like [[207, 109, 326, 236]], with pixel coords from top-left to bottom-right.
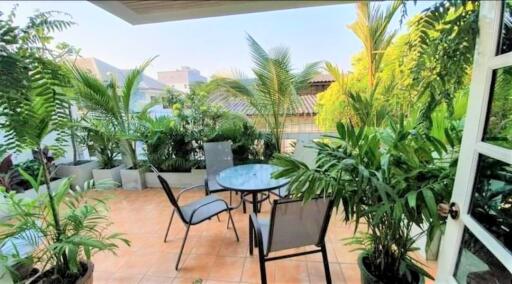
[[0, 178, 66, 221], [55, 160, 99, 189], [92, 164, 124, 187], [145, 169, 206, 188], [120, 168, 146, 190]]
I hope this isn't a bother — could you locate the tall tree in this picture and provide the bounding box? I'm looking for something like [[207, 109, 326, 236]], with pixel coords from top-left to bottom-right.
[[211, 35, 319, 153]]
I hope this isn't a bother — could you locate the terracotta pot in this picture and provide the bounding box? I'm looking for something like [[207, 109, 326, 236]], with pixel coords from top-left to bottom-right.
[[28, 261, 94, 284]]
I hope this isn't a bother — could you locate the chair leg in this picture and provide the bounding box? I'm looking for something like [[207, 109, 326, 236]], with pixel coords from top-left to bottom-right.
[[216, 215, 221, 222], [258, 252, 267, 284], [249, 220, 253, 255], [164, 209, 175, 243], [321, 245, 332, 284], [227, 210, 239, 242], [229, 191, 232, 205], [175, 224, 191, 271]]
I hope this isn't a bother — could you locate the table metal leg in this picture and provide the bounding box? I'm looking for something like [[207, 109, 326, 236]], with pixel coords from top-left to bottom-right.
[[252, 192, 258, 215]]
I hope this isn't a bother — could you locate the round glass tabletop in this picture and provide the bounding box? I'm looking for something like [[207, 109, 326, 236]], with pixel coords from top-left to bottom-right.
[[216, 164, 289, 192]]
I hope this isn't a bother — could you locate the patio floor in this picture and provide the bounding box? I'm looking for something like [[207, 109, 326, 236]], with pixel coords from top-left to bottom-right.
[[90, 188, 437, 284]]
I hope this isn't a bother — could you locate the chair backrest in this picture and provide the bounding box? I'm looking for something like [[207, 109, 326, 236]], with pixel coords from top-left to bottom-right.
[[204, 141, 233, 179], [267, 198, 334, 254], [151, 165, 186, 221]]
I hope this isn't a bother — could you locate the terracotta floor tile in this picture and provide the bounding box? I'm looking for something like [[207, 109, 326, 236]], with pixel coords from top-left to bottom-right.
[[85, 189, 437, 284], [241, 257, 275, 283], [207, 256, 245, 282], [273, 260, 309, 283], [140, 275, 174, 284], [176, 254, 216, 279], [307, 261, 345, 284], [340, 263, 361, 284], [172, 277, 204, 283], [108, 272, 144, 284], [92, 271, 111, 284], [146, 252, 180, 278]]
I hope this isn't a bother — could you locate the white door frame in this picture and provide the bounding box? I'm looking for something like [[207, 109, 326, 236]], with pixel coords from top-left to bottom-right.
[[436, 1, 512, 283]]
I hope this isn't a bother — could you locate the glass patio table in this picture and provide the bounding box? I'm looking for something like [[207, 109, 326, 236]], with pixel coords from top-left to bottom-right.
[[216, 164, 289, 215]]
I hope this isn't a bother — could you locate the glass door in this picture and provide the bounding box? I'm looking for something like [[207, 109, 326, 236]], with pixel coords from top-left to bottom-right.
[[436, 1, 512, 283]]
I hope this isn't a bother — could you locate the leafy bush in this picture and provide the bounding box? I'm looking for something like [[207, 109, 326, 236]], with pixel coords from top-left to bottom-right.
[[272, 118, 458, 282], [207, 113, 260, 164], [138, 116, 196, 172], [78, 119, 120, 169]]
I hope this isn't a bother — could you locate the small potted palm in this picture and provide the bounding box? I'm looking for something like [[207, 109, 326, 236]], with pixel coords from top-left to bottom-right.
[[82, 119, 124, 187], [272, 120, 456, 283], [0, 172, 128, 283]]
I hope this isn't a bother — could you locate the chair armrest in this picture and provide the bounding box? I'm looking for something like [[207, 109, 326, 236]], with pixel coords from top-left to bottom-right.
[[176, 184, 204, 202], [188, 198, 229, 223]]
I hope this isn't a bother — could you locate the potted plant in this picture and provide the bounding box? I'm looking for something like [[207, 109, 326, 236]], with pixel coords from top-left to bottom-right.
[[77, 119, 124, 188], [0, 173, 129, 283], [272, 119, 457, 283], [138, 115, 202, 188], [69, 59, 157, 190]]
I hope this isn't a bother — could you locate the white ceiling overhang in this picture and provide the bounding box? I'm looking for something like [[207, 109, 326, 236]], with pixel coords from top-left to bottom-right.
[[91, 1, 347, 25]]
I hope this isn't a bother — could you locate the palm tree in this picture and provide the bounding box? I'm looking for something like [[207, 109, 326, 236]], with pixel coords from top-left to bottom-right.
[[348, 1, 401, 89], [211, 35, 319, 153], [69, 58, 155, 168]]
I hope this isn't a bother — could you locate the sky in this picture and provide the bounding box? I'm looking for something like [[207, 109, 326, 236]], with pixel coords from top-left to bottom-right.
[[0, 1, 435, 79]]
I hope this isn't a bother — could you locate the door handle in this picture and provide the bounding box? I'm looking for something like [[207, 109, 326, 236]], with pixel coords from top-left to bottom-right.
[[437, 202, 460, 220]]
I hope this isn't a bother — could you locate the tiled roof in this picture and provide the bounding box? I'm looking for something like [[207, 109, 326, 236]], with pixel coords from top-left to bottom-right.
[[208, 92, 317, 116], [311, 73, 334, 83]]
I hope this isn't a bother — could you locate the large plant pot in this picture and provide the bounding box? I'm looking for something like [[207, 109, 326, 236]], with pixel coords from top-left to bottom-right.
[[92, 164, 124, 187], [145, 169, 206, 188], [358, 253, 425, 284], [28, 261, 93, 284], [55, 160, 99, 189], [120, 168, 145, 190]]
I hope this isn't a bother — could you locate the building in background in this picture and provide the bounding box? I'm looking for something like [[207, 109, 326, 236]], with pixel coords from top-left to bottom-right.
[[74, 57, 167, 112], [157, 66, 207, 93], [208, 73, 334, 152]]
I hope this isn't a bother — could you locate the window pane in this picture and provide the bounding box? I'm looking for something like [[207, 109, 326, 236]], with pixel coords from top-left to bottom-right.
[[483, 67, 512, 149], [454, 228, 512, 283], [498, 0, 512, 55], [469, 155, 512, 253]]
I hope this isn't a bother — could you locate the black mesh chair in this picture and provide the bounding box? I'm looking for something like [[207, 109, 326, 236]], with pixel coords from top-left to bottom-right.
[[204, 141, 235, 203], [151, 165, 239, 270], [249, 198, 335, 284]]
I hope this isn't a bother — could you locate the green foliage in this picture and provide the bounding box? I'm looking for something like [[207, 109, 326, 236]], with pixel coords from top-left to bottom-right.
[[0, 7, 75, 157], [211, 34, 319, 153], [69, 58, 156, 169], [138, 116, 196, 172], [0, 178, 129, 282], [315, 1, 477, 132], [207, 113, 261, 164], [272, 118, 458, 281], [407, 0, 479, 129], [78, 119, 120, 169]]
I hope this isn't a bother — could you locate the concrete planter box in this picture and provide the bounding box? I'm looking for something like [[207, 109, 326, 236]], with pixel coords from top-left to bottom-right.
[[0, 178, 66, 221], [55, 160, 99, 189], [120, 168, 146, 190], [145, 169, 206, 188], [92, 165, 124, 188]]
